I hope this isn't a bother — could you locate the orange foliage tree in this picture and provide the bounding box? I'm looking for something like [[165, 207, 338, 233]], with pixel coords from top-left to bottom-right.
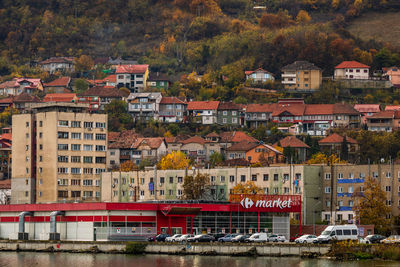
[[232, 181, 263, 195], [119, 161, 138, 172]]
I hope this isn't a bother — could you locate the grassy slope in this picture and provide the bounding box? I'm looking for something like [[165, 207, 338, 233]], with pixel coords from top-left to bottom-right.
[[347, 12, 400, 48]]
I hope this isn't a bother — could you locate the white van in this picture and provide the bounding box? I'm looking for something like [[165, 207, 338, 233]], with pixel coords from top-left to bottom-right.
[[316, 225, 358, 243], [248, 233, 269, 242]]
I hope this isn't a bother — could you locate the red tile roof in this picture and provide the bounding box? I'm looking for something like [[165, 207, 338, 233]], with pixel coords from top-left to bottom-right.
[[353, 104, 381, 113], [115, 64, 149, 74], [274, 136, 309, 148], [227, 141, 259, 151], [319, 133, 358, 144], [272, 104, 305, 116], [0, 133, 11, 141], [246, 103, 277, 113], [78, 86, 125, 98], [0, 81, 18, 89], [385, 105, 400, 111], [103, 74, 116, 83], [180, 136, 210, 145], [13, 93, 41, 103], [108, 130, 142, 149], [0, 179, 11, 189], [132, 137, 164, 149], [44, 77, 71, 87], [245, 68, 274, 76], [205, 132, 220, 138], [219, 131, 258, 143], [335, 61, 370, 69], [187, 101, 220, 110], [40, 57, 74, 64], [304, 104, 334, 115], [43, 93, 76, 102], [218, 102, 242, 110], [0, 97, 14, 104], [160, 97, 186, 105]]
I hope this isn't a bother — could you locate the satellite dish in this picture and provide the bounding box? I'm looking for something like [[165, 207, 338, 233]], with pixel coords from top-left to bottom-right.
[[381, 158, 385, 163]]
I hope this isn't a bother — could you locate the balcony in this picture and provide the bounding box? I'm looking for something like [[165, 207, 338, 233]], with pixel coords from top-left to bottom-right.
[[281, 73, 296, 78], [282, 80, 296, 84]]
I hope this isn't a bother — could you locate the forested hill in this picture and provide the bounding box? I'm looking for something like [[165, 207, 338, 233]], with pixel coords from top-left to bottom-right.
[[0, 0, 400, 78]]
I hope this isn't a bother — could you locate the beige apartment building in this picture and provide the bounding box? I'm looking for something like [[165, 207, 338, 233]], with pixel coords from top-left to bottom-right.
[[11, 103, 107, 204], [101, 165, 322, 225], [321, 164, 400, 224], [281, 61, 322, 91]]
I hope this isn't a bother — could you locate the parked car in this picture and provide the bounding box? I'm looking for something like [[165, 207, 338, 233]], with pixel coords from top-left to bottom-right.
[[295, 234, 317, 244], [218, 234, 239, 242], [364, 234, 386, 244], [175, 234, 194, 242], [150, 233, 169, 242], [316, 225, 358, 243], [247, 233, 269, 243], [212, 233, 226, 240], [165, 234, 182, 242], [358, 237, 367, 244], [268, 234, 286, 242], [381, 235, 400, 244], [187, 234, 215, 243], [290, 233, 303, 242], [231, 234, 250, 243]]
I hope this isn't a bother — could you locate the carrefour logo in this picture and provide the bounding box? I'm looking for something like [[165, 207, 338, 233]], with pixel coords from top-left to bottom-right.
[[240, 198, 254, 208]]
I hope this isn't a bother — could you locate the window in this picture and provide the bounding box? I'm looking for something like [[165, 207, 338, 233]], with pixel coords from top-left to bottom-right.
[[284, 187, 289, 194], [220, 176, 225, 182], [223, 111, 228, 116], [283, 174, 289, 181], [325, 173, 331, 180], [96, 134, 106, 140], [337, 187, 343, 193], [386, 172, 391, 178], [95, 157, 106, 164], [263, 174, 269, 181], [295, 173, 301, 180], [273, 174, 278, 181], [169, 177, 173, 183], [338, 200, 343, 206], [83, 191, 93, 198], [160, 177, 164, 184], [58, 191, 68, 198], [273, 187, 278, 194], [71, 133, 81, 139], [71, 168, 81, 174], [26, 168, 29, 174], [57, 156, 69, 163], [96, 145, 106, 151], [386, 200, 392, 206], [84, 133, 93, 140], [39, 132, 42, 138], [338, 173, 343, 179], [83, 145, 93, 151], [95, 168, 105, 174], [349, 173, 354, 179], [222, 118, 227, 124], [57, 168, 68, 174], [39, 144, 43, 150], [169, 190, 173, 196], [71, 156, 81, 163], [83, 180, 93, 186], [71, 144, 81, 151], [26, 133, 29, 138], [159, 190, 164, 196], [96, 122, 106, 128], [58, 132, 68, 139], [39, 121, 42, 127], [71, 191, 81, 198], [71, 121, 81, 128], [177, 190, 183, 196], [178, 177, 183, 183], [83, 156, 93, 163], [251, 175, 257, 181], [240, 175, 246, 182], [372, 172, 378, 178], [348, 186, 353, 193], [26, 122, 29, 127], [84, 122, 93, 128], [325, 187, 331, 193], [71, 179, 81, 186], [83, 168, 93, 174], [386, 186, 391, 192], [326, 201, 331, 207], [229, 175, 235, 182], [349, 200, 353, 207], [58, 120, 68, 127]]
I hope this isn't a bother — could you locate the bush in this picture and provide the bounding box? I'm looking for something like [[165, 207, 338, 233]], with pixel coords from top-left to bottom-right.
[[125, 242, 147, 254], [380, 246, 400, 261]]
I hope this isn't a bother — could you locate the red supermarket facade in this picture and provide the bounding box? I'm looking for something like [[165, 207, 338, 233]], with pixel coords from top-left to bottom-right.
[[0, 195, 301, 241]]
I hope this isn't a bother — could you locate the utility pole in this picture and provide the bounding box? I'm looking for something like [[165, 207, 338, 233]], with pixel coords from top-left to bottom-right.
[[329, 156, 334, 225]]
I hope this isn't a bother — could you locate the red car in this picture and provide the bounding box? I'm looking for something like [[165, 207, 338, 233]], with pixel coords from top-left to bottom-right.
[[290, 233, 303, 242]]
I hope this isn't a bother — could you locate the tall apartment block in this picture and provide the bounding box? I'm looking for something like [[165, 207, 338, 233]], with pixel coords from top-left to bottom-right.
[[11, 103, 107, 204]]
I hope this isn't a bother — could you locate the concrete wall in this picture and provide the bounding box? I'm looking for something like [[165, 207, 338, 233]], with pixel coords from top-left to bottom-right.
[[336, 79, 392, 89]]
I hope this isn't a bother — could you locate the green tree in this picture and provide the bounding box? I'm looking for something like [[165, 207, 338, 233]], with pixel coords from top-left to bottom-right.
[[104, 100, 133, 131], [341, 135, 349, 161], [209, 152, 223, 167], [74, 78, 88, 94]]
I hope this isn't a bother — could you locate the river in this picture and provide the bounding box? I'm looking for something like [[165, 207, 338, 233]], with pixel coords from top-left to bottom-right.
[[0, 252, 397, 267]]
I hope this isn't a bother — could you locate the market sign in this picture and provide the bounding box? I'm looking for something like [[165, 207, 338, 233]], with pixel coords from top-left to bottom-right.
[[229, 194, 301, 213]]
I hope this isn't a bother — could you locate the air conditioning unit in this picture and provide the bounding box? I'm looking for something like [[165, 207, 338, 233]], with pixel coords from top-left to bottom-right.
[[88, 128, 92, 131], [112, 184, 115, 188], [158, 183, 162, 187]]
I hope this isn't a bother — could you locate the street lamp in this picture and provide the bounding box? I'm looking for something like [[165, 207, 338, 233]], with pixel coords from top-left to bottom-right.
[[312, 201, 321, 235]]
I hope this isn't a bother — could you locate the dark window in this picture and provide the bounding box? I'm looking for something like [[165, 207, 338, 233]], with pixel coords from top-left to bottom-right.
[[57, 191, 68, 198], [274, 174, 279, 181], [351, 229, 357, 235], [169, 177, 173, 183], [343, 230, 351, 235], [336, 230, 343, 235], [263, 174, 269, 181], [251, 175, 257, 181], [240, 175, 246, 182]]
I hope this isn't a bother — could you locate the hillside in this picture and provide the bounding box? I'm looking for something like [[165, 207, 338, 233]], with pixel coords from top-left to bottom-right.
[[347, 12, 400, 48]]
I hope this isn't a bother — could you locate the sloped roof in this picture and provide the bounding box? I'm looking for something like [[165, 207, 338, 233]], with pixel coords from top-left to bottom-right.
[[335, 61, 370, 69], [78, 86, 125, 98], [246, 103, 277, 113], [353, 104, 381, 113], [385, 105, 400, 111], [132, 137, 164, 149], [227, 140, 259, 151], [160, 97, 186, 105], [187, 101, 219, 110], [219, 131, 258, 143], [180, 136, 209, 145], [13, 93, 41, 103], [205, 132, 219, 138], [274, 136, 309, 148], [164, 134, 191, 144], [103, 74, 116, 83], [148, 72, 170, 81], [0, 179, 11, 189], [108, 130, 142, 149], [44, 77, 71, 87], [282, 61, 321, 71], [272, 104, 305, 116], [304, 104, 334, 115], [43, 93, 76, 103], [368, 110, 396, 119], [245, 68, 274, 76], [0, 97, 14, 104], [333, 103, 360, 115], [0, 81, 18, 89], [40, 57, 74, 64], [218, 102, 241, 110], [319, 133, 358, 144], [115, 64, 149, 74]]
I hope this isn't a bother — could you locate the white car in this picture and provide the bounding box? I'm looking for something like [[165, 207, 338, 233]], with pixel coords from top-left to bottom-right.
[[247, 233, 269, 242], [175, 234, 194, 242], [381, 235, 400, 244], [295, 234, 317, 243], [165, 234, 182, 242], [268, 234, 286, 242]]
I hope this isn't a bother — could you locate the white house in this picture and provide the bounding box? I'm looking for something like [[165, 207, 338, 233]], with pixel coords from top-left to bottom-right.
[[245, 68, 275, 83], [334, 61, 370, 80]]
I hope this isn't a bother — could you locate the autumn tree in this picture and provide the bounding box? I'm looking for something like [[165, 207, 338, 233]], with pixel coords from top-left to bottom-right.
[[232, 181, 263, 195], [182, 173, 210, 199], [158, 151, 189, 170], [119, 161, 138, 172], [0, 107, 19, 128], [208, 152, 223, 167], [296, 10, 311, 24], [75, 55, 94, 75], [307, 152, 345, 164], [352, 177, 392, 235]]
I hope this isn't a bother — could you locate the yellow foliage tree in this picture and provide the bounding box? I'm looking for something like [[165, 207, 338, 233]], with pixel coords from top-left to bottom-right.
[[158, 151, 189, 170], [307, 152, 346, 164], [232, 181, 263, 195], [119, 161, 138, 172], [296, 10, 311, 24], [163, 131, 173, 138]]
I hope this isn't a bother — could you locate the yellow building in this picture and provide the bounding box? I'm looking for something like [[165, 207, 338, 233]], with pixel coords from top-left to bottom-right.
[[11, 102, 107, 204], [281, 61, 322, 91]]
